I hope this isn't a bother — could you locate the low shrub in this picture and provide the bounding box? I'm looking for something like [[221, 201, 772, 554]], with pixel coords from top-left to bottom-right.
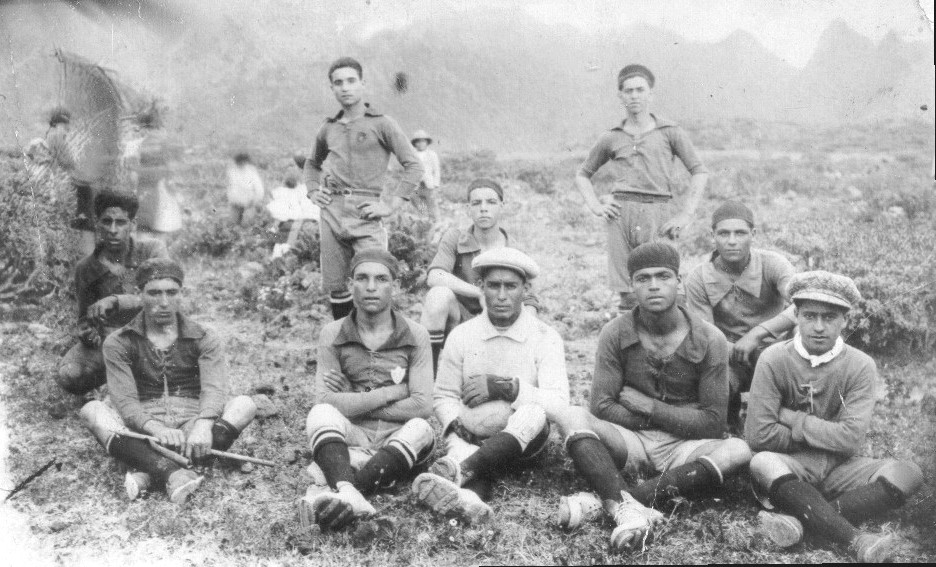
[[171, 207, 277, 260], [387, 211, 437, 293], [768, 212, 936, 355]]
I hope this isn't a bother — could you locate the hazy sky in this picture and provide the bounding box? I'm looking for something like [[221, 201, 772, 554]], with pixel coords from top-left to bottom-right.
[[359, 0, 934, 66]]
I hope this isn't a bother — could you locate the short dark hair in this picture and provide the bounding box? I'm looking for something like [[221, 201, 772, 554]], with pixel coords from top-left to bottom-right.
[[328, 57, 363, 82], [233, 152, 251, 165], [94, 189, 139, 219], [284, 175, 297, 189], [467, 178, 504, 201]]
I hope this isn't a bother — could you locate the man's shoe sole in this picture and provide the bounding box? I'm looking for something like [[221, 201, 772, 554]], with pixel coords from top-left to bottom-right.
[[168, 475, 204, 504], [757, 510, 804, 548]]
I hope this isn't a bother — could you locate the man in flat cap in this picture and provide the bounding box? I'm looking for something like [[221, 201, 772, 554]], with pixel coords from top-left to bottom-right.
[[300, 248, 435, 533], [574, 64, 709, 314], [421, 178, 540, 374], [410, 129, 441, 222], [746, 271, 923, 562], [304, 56, 424, 321], [412, 247, 569, 524], [79, 258, 258, 503], [57, 189, 170, 396], [551, 242, 751, 551], [686, 201, 797, 430]]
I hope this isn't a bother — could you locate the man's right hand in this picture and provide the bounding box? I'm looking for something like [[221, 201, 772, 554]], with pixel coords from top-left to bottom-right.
[[590, 197, 621, 221], [144, 421, 186, 449], [77, 321, 101, 348], [322, 369, 352, 393], [311, 187, 333, 207], [87, 296, 119, 325]]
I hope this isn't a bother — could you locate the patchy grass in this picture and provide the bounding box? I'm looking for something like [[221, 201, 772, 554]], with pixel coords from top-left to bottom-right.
[[1, 140, 934, 565]]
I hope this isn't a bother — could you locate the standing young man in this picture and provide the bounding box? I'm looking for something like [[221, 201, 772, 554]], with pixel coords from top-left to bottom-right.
[[685, 201, 797, 429], [552, 242, 751, 551], [80, 259, 257, 503], [746, 271, 923, 562], [575, 64, 708, 313], [57, 189, 169, 395], [304, 57, 424, 320], [420, 178, 540, 372], [412, 248, 569, 524], [300, 249, 435, 532]]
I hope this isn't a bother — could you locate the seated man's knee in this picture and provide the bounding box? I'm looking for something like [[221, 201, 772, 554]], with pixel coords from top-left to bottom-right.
[[749, 451, 790, 488], [222, 395, 257, 430], [719, 437, 753, 468], [56, 362, 88, 394], [875, 460, 925, 498], [503, 404, 547, 450], [552, 405, 592, 435], [79, 400, 124, 445], [389, 418, 437, 465], [422, 286, 457, 323], [305, 403, 347, 442]]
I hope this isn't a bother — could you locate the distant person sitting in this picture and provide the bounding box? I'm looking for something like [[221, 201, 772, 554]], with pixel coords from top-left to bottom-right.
[[80, 259, 258, 504], [420, 178, 540, 373], [685, 201, 797, 430], [267, 174, 321, 258], [57, 189, 169, 395], [227, 152, 265, 225], [746, 271, 923, 562], [411, 129, 441, 222]]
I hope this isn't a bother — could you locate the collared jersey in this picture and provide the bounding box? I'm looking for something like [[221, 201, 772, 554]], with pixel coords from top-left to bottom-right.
[[590, 307, 728, 440], [104, 313, 228, 431], [434, 309, 570, 432], [578, 114, 707, 197], [314, 310, 433, 426], [685, 248, 796, 343], [745, 340, 877, 457], [73, 236, 169, 330], [305, 103, 423, 198], [428, 225, 540, 315]]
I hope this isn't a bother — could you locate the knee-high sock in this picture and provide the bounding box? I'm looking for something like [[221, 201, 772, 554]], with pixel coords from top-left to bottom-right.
[[770, 474, 858, 547], [428, 330, 445, 376], [315, 439, 355, 488], [329, 292, 353, 320], [107, 436, 182, 486], [463, 476, 495, 501], [831, 478, 906, 525], [566, 432, 625, 503], [354, 446, 409, 495], [211, 419, 240, 452], [459, 432, 522, 483], [630, 457, 722, 507]]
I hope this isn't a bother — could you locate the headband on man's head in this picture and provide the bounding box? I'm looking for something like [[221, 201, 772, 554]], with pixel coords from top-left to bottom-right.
[[627, 242, 680, 277], [137, 258, 184, 289], [467, 178, 504, 201], [350, 248, 399, 280], [618, 64, 655, 89]]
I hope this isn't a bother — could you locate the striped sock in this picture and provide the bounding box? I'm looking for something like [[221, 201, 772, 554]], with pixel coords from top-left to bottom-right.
[[428, 330, 445, 374], [329, 292, 353, 320]]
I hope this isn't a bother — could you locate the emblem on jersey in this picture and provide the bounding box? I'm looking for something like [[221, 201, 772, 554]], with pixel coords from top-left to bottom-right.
[[391, 366, 405, 384]]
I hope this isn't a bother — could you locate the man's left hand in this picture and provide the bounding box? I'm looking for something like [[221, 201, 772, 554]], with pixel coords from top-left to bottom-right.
[[184, 419, 214, 460], [357, 201, 392, 220], [731, 334, 760, 366], [463, 374, 518, 407], [618, 386, 655, 415], [660, 213, 692, 240], [322, 369, 352, 393]]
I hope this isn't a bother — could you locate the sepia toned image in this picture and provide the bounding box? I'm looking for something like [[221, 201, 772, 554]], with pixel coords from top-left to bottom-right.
[[1, 1, 933, 564]]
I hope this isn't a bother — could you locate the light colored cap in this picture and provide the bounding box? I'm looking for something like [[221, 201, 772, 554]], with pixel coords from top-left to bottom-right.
[[471, 247, 540, 280], [788, 270, 861, 310], [411, 129, 432, 144]]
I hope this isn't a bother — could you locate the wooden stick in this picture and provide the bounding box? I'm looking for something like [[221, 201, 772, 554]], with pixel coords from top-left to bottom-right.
[[146, 439, 191, 467], [2, 458, 57, 502], [114, 429, 276, 467]]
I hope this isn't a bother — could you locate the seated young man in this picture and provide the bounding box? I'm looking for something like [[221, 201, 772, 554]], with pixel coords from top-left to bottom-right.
[[746, 271, 923, 562], [685, 201, 797, 428], [57, 189, 169, 395], [420, 178, 539, 372], [552, 242, 751, 551], [412, 248, 569, 524], [300, 249, 435, 532], [80, 259, 257, 503]]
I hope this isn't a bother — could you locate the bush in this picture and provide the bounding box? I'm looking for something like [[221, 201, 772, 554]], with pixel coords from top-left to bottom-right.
[[0, 152, 76, 312], [387, 212, 436, 292], [768, 212, 936, 355], [171, 207, 277, 260]]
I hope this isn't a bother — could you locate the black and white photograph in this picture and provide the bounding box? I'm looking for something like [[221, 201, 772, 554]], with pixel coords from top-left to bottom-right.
[[1, 0, 934, 564]]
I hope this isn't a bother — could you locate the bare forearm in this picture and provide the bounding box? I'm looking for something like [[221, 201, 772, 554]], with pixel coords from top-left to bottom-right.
[[427, 270, 482, 298], [682, 173, 708, 216], [574, 174, 603, 211]]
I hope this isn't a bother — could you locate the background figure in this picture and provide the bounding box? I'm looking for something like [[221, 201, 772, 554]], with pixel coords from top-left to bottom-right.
[[267, 174, 321, 258], [410, 129, 441, 222], [227, 152, 265, 225], [134, 109, 183, 242]]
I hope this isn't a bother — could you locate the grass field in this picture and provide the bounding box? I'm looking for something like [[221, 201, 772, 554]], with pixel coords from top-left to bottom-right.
[[1, 127, 935, 565]]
